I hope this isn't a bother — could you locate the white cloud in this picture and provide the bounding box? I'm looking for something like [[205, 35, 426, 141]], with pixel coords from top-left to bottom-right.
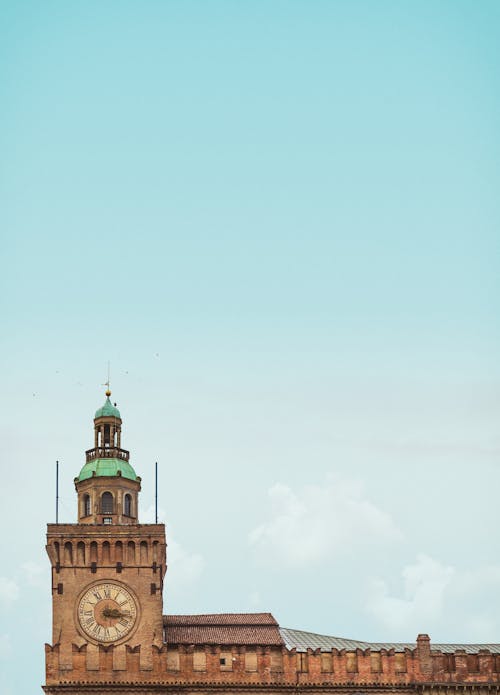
[[452, 565, 500, 597], [0, 578, 20, 605], [367, 555, 500, 641], [367, 554, 454, 633], [139, 505, 204, 589], [21, 561, 45, 587], [167, 539, 204, 590], [140, 503, 167, 523], [249, 474, 401, 568]]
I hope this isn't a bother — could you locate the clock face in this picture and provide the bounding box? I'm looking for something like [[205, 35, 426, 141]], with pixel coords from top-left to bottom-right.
[[77, 582, 138, 643]]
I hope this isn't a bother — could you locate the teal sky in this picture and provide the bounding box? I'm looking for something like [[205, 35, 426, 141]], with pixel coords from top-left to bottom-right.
[[1, 2, 499, 693]]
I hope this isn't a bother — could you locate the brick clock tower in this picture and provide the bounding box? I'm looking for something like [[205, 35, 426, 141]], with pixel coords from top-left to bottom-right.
[[44, 391, 166, 692]]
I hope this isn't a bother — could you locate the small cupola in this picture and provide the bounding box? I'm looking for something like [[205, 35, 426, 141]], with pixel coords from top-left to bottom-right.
[[74, 390, 141, 525], [93, 389, 122, 449]]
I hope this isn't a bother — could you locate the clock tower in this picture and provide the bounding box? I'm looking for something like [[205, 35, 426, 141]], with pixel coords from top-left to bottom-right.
[[44, 391, 166, 690]]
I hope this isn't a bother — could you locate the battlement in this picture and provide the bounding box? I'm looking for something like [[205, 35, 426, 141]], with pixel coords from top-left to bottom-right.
[[44, 638, 500, 687]]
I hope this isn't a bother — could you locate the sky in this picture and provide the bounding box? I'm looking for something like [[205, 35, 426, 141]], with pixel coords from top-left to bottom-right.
[[1, 1, 500, 692]]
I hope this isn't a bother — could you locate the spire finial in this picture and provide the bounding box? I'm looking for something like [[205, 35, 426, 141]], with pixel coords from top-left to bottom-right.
[[103, 361, 111, 397]]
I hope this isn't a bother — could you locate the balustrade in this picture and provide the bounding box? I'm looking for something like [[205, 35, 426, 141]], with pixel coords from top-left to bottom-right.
[[85, 446, 130, 462]]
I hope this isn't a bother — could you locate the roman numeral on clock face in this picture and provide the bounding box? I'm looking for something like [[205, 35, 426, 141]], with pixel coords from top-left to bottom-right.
[[78, 583, 137, 642]]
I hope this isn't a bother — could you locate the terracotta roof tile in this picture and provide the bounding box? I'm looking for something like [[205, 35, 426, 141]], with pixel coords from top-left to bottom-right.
[[163, 616, 500, 654], [164, 613, 278, 626], [163, 613, 283, 646]]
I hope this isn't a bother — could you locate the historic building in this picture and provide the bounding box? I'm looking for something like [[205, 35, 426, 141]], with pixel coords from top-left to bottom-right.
[[44, 392, 500, 694]]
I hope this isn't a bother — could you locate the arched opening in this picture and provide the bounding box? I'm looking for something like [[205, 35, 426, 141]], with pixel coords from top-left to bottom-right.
[[124, 494, 132, 517], [127, 541, 136, 564], [101, 492, 113, 514], [140, 541, 148, 564], [102, 541, 110, 564], [77, 541, 86, 565], [90, 541, 98, 563], [115, 540, 123, 562], [83, 494, 91, 517], [104, 424, 110, 446], [64, 542, 73, 565]]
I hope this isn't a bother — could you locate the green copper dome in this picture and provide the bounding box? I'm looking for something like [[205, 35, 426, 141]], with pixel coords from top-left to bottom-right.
[[95, 396, 121, 419], [77, 457, 138, 482]]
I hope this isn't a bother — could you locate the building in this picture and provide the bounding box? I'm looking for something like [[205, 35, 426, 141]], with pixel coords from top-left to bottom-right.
[[43, 392, 500, 694]]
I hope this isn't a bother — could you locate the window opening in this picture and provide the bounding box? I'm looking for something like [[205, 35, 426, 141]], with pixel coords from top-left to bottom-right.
[[124, 494, 132, 516], [101, 492, 113, 514]]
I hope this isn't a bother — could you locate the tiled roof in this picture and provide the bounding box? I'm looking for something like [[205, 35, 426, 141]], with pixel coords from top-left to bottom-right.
[[163, 615, 500, 654], [165, 613, 278, 626], [280, 627, 500, 655], [164, 613, 283, 646]]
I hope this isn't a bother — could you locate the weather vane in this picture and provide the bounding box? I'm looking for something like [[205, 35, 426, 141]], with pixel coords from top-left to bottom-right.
[[103, 361, 111, 396]]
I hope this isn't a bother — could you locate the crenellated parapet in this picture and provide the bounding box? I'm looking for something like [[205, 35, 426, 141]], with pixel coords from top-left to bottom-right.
[[43, 637, 500, 688]]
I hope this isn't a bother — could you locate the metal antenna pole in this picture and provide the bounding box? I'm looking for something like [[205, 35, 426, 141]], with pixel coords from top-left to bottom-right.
[[155, 461, 158, 524], [56, 460, 59, 524]]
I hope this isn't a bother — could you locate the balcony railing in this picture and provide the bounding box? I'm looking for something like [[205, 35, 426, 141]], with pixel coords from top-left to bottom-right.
[[85, 446, 130, 462]]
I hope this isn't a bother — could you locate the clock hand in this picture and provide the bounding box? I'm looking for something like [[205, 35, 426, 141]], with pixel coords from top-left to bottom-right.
[[101, 607, 129, 619]]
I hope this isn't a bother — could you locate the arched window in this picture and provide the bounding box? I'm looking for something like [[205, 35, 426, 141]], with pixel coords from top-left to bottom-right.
[[90, 541, 98, 563], [115, 540, 123, 562], [83, 494, 91, 517], [64, 542, 73, 565], [124, 494, 132, 517], [101, 492, 113, 514], [77, 541, 86, 565], [102, 541, 110, 563]]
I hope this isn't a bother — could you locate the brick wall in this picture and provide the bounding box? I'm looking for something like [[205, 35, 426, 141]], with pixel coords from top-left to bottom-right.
[[45, 639, 500, 688]]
